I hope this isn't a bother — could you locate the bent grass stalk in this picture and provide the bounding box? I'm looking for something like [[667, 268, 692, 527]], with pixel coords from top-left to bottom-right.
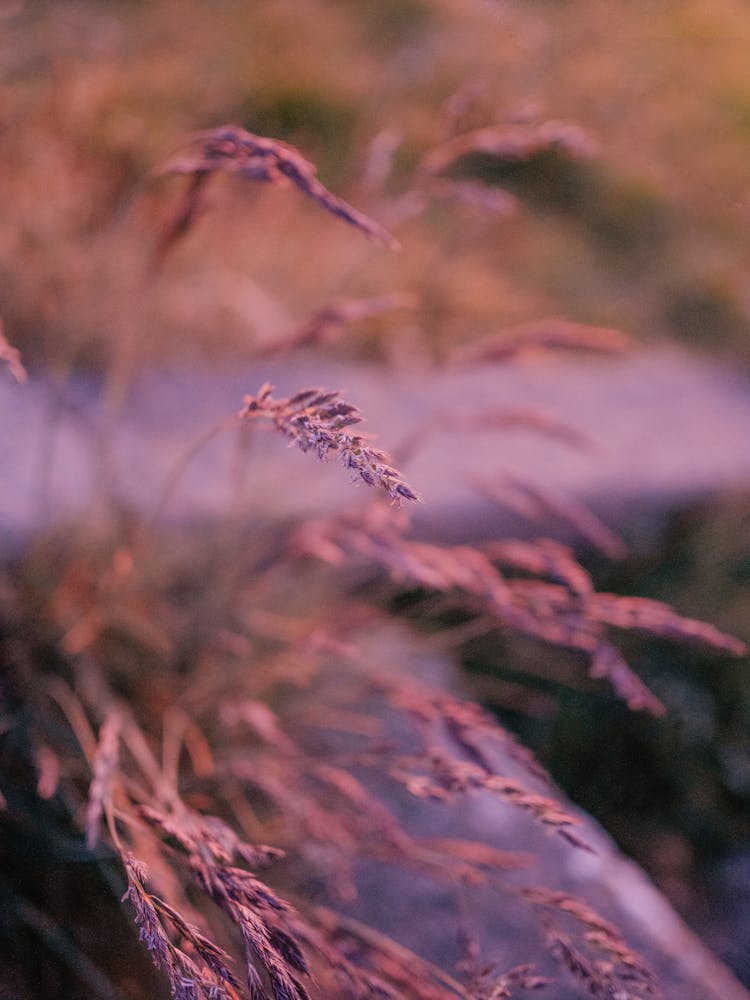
[[240, 384, 421, 503]]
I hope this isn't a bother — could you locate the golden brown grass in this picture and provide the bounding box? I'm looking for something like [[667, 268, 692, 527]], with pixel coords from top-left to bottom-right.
[[3, 13, 750, 991]]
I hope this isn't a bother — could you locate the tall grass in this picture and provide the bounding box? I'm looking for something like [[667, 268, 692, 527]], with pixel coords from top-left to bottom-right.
[[1, 108, 747, 1000]]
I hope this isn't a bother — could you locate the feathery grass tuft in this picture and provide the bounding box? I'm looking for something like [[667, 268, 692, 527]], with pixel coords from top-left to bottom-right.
[[240, 385, 422, 503]]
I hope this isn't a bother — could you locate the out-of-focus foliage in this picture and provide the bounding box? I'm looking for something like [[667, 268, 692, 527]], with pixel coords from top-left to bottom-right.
[[3, 0, 750, 369], [435, 490, 750, 978]]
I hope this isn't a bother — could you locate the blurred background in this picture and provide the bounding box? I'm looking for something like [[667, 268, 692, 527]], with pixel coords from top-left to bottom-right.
[[3, 0, 750, 989], [5, 0, 750, 370]]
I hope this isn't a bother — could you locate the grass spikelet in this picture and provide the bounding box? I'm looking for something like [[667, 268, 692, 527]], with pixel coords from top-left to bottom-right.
[[527, 888, 658, 998], [481, 476, 626, 560], [473, 963, 550, 999], [295, 506, 744, 716], [313, 907, 469, 1000], [138, 802, 284, 868], [420, 119, 598, 177], [391, 753, 592, 853], [483, 539, 594, 598], [240, 385, 422, 503], [190, 862, 311, 1000], [152, 124, 399, 257], [589, 642, 666, 716], [381, 679, 552, 785], [122, 854, 240, 1000], [457, 319, 632, 366], [589, 592, 748, 655]]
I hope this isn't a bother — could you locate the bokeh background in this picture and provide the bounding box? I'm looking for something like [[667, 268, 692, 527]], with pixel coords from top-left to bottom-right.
[[5, 0, 750, 369]]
